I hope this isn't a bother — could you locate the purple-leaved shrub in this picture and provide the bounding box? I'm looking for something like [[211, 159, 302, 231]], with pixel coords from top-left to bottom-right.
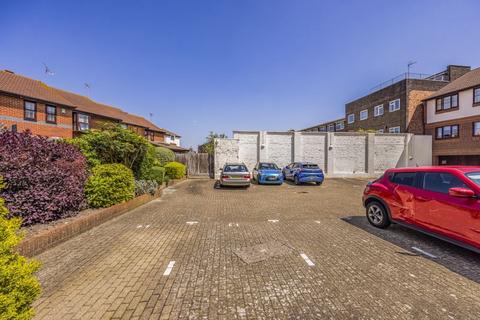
[[0, 130, 88, 225]]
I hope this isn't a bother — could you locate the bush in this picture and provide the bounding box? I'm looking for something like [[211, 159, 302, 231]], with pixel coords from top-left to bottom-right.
[[0, 130, 88, 225], [154, 147, 175, 166], [0, 177, 41, 319], [135, 180, 158, 196], [164, 162, 186, 179], [69, 123, 153, 178], [138, 144, 158, 180], [143, 166, 165, 185], [85, 164, 135, 208]]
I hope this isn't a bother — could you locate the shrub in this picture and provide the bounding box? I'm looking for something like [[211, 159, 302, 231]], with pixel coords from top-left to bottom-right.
[[154, 147, 175, 166], [0, 130, 88, 225], [135, 180, 158, 196], [85, 164, 135, 208], [69, 123, 153, 178], [138, 144, 158, 180], [143, 166, 165, 185], [164, 162, 186, 179], [0, 177, 41, 319]]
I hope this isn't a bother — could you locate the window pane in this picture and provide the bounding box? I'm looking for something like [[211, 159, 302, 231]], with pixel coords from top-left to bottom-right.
[[436, 99, 442, 110], [443, 96, 451, 109], [25, 101, 35, 111], [451, 125, 458, 137], [391, 172, 416, 186], [475, 88, 480, 103], [360, 110, 368, 120], [474, 122, 480, 136], [436, 127, 443, 138], [443, 126, 451, 137], [423, 172, 467, 194], [451, 94, 458, 107]]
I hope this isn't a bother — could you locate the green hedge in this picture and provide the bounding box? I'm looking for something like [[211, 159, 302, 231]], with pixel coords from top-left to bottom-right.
[[164, 162, 186, 179], [144, 166, 165, 184], [154, 147, 175, 166], [0, 177, 41, 319], [85, 164, 135, 208]]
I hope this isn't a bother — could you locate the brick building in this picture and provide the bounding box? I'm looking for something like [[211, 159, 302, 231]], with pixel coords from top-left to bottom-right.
[[301, 118, 345, 132], [345, 65, 471, 134], [424, 67, 480, 165], [0, 70, 185, 151]]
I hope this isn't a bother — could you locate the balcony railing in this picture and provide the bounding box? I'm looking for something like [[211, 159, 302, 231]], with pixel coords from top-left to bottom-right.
[[368, 72, 448, 93]]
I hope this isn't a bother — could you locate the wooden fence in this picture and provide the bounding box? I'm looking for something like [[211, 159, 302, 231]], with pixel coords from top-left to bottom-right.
[[175, 152, 213, 177]]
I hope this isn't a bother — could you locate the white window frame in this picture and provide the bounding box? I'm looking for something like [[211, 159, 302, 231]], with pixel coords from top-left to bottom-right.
[[389, 126, 400, 133], [374, 104, 384, 117], [389, 99, 401, 112], [318, 126, 326, 132], [360, 109, 368, 121], [347, 113, 355, 124], [377, 129, 384, 133], [327, 124, 335, 132], [335, 121, 344, 131]]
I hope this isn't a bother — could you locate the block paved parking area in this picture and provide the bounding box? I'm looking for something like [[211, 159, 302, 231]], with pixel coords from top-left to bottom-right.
[[34, 179, 480, 319]]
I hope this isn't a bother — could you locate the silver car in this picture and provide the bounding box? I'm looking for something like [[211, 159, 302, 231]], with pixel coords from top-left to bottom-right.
[[219, 163, 251, 187]]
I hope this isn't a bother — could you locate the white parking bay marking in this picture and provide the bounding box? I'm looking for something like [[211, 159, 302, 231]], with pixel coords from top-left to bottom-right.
[[136, 225, 143, 228], [268, 219, 279, 223], [163, 261, 176, 276], [300, 253, 315, 266], [411, 246, 437, 259], [228, 223, 239, 227], [186, 221, 198, 225]]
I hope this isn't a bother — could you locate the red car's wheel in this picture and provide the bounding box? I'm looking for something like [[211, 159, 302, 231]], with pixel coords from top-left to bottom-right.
[[366, 201, 391, 229]]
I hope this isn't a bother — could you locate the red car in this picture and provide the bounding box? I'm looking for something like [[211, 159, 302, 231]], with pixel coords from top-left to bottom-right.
[[363, 166, 480, 253]]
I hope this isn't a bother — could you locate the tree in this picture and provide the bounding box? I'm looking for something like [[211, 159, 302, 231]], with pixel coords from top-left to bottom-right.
[[69, 123, 154, 179], [200, 132, 227, 155]]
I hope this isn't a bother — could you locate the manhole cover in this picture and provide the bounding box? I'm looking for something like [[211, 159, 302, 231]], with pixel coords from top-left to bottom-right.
[[233, 241, 294, 264]]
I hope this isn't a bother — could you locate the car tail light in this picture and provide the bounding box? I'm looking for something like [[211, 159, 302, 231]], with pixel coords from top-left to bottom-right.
[[222, 175, 229, 179], [243, 175, 251, 179]]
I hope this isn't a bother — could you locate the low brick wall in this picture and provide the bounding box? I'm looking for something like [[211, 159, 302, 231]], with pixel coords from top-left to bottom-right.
[[17, 178, 187, 257]]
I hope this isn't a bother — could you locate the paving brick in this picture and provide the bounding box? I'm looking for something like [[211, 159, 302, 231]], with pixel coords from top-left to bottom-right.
[[33, 179, 480, 319]]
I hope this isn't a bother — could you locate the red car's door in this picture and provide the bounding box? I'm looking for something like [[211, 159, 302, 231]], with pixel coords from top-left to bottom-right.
[[388, 172, 418, 223], [414, 171, 480, 247]]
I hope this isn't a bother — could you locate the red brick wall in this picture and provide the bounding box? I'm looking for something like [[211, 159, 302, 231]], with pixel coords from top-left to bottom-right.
[[0, 93, 73, 138], [406, 90, 432, 134]]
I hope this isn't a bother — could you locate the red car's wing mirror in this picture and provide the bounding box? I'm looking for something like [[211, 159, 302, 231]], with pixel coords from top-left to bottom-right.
[[449, 187, 476, 198]]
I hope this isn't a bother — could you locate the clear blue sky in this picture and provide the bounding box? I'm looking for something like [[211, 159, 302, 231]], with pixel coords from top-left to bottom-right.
[[1, 0, 478, 148]]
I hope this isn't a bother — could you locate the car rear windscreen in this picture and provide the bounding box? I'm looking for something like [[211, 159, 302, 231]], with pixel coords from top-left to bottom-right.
[[302, 164, 319, 169], [259, 163, 279, 170], [224, 165, 248, 172]]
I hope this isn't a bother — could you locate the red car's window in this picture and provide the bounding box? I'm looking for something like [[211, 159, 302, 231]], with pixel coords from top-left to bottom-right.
[[391, 172, 416, 187], [422, 172, 467, 194]]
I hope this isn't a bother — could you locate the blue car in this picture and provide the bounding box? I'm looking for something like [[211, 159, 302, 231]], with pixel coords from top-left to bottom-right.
[[252, 162, 284, 185], [283, 162, 324, 185]]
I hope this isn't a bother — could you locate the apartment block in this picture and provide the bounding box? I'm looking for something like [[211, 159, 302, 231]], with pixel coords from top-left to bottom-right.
[[345, 65, 471, 134], [424, 67, 480, 165]]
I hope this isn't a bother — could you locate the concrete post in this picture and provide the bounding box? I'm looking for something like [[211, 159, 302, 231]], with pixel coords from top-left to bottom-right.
[[293, 131, 303, 162], [366, 133, 375, 176], [258, 131, 267, 162], [326, 133, 334, 175], [404, 134, 411, 167]]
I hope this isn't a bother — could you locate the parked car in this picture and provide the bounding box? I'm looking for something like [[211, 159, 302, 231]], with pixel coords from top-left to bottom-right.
[[252, 162, 283, 185], [219, 163, 251, 187], [282, 162, 324, 185], [363, 166, 480, 253]]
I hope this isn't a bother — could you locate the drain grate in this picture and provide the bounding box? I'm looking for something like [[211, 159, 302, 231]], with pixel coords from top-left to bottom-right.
[[233, 241, 294, 264]]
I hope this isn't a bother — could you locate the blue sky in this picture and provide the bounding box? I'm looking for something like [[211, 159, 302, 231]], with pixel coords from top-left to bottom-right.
[[1, 0, 478, 148]]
